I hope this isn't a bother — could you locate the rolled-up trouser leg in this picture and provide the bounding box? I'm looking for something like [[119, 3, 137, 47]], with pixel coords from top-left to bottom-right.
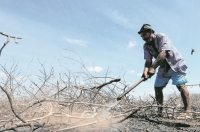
[[155, 87, 164, 115], [176, 84, 191, 112]]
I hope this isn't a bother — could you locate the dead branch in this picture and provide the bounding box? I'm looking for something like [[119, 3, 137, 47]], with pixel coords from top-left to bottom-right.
[[0, 85, 26, 123], [0, 32, 22, 56], [0, 123, 45, 131], [144, 116, 190, 127], [91, 78, 121, 90]]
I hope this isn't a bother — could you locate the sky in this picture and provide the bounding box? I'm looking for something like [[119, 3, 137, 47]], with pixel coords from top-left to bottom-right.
[[0, 0, 200, 98]]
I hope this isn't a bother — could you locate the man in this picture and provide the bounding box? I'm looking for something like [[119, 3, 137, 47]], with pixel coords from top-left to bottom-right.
[[138, 24, 191, 115]]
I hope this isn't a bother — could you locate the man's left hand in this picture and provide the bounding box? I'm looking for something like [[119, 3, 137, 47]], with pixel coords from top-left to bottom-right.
[[148, 67, 155, 78]]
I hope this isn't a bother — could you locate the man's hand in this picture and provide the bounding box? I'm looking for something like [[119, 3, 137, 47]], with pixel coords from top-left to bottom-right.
[[142, 68, 149, 81], [148, 67, 155, 78]]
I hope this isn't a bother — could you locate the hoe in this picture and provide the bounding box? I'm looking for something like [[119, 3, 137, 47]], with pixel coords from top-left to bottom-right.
[[117, 77, 145, 101]]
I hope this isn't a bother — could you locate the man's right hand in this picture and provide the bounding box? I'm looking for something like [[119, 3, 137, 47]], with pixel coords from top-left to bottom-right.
[[142, 68, 149, 81]]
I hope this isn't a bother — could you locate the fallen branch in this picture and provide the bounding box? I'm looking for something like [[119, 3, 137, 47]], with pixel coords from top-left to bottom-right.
[[0, 123, 45, 131], [145, 116, 190, 127]]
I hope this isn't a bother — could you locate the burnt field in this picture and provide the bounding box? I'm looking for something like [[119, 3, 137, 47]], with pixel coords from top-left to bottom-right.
[[0, 63, 200, 132]]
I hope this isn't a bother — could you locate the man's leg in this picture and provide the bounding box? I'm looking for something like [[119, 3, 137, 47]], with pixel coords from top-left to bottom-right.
[[155, 87, 164, 116], [154, 72, 170, 116], [176, 84, 191, 112], [171, 70, 190, 112]]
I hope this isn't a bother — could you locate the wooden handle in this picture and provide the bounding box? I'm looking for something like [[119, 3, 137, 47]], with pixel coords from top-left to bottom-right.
[[117, 78, 144, 100]]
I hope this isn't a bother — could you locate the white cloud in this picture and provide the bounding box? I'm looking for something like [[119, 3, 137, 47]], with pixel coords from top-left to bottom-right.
[[127, 41, 137, 49], [64, 38, 87, 46], [129, 70, 135, 75], [105, 9, 134, 29], [87, 66, 103, 73], [136, 73, 142, 76]]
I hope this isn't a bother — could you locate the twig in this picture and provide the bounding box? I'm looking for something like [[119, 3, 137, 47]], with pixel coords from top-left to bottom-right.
[[186, 84, 200, 87], [0, 32, 22, 56]]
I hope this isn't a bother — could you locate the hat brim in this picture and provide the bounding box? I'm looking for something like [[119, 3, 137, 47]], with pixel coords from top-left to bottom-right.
[[138, 29, 154, 34]]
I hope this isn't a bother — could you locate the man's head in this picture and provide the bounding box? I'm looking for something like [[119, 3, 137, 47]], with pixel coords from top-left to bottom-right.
[[138, 24, 155, 43]]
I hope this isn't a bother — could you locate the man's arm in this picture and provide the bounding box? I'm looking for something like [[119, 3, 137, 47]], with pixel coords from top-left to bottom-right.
[[142, 58, 152, 79], [148, 51, 167, 77], [151, 51, 167, 69]]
